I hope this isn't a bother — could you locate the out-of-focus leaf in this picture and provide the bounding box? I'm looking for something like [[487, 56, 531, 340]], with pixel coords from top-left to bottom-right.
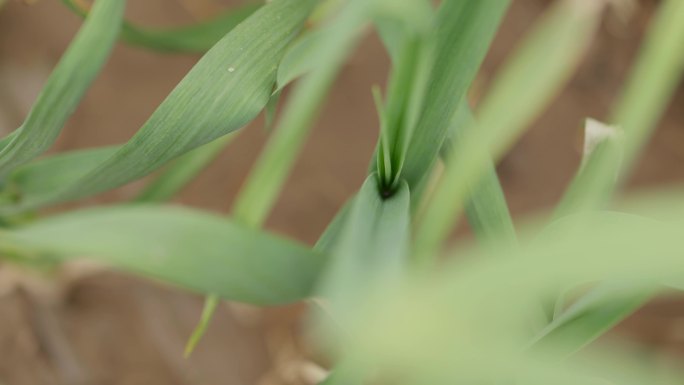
[[0, 0, 124, 176], [529, 282, 654, 357], [399, 0, 510, 194], [188, 0, 370, 352], [341, 207, 684, 385], [528, 212, 664, 357], [442, 102, 516, 247], [544, 0, 684, 354], [264, 91, 282, 130], [0, 0, 317, 214], [557, 0, 684, 214], [184, 295, 219, 357], [314, 198, 353, 253], [0, 206, 324, 305], [311, 0, 433, 260], [413, 0, 604, 261], [277, 29, 329, 90], [62, 0, 261, 53]]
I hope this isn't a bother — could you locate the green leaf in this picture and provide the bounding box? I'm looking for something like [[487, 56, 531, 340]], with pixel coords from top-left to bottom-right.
[[1, 0, 317, 214], [232, 0, 369, 227], [62, 0, 261, 53], [413, 0, 603, 262], [277, 0, 432, 90], [528, 209, 667, 356], [529, 282, 654, 357], [442, 101, 516, 247], [3, 147, 117, 203], [374, 35, 431, 192], [7, 117, 237, 208], [277, 28, 328, 90], [264, 91, 282, 130], [314, 197, 353, 253], [318, 174, 410, 327], [544, 0, 684, 355], [399, 0, 510, 194], [557, 0, 684, 214], [185, 1, 368, 352], [0, 0, 124, 176], [0, 205, 324, 305]]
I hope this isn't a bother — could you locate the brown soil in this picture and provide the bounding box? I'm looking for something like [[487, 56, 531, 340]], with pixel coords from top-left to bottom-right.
[[0, 0, 683, 384]]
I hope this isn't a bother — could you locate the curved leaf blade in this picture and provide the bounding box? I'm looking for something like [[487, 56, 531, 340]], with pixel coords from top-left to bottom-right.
[[2, 0, 317, 214], [413, 0, 603, 261], [62, 0, 261, 53], [0, 0, 125, 176], [1, 206, 324, 305]]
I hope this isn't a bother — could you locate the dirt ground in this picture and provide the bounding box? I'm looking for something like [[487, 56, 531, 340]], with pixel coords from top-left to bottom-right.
[[0, 0, 683, 384]]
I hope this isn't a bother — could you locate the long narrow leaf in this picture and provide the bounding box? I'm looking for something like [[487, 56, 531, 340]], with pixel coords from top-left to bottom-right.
[[0, 0, 124, 176], [187, 0, 370, 352], [413, 0, 604, 262], [342, 207, 684, 385], [529, 283, 655, 357], [3, 147, 117, 205], [1, 0, 317, 214], [399, 0, 510, 194], [134, 134, 237, 203], [557, 0, 684, 214], [0, 206, 324, 305], [441, 102, 516, 246]]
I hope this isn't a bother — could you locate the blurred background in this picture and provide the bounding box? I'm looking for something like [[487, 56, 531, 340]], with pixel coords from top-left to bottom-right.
[[0, 0, 683, 384]]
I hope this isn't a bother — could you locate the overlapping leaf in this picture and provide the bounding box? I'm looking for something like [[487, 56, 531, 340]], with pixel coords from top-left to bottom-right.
[[558, 0, 684, 214], [0, 0, 124, 176], [441, 102, 516, 247], [0, 0, 317, 214], [542, 0, 684, 357]]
